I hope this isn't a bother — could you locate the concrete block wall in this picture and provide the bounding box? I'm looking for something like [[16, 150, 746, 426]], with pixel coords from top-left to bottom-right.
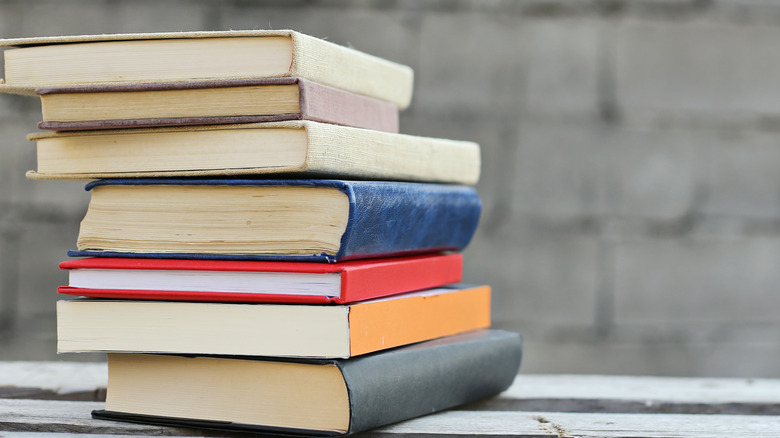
[[2, 0, 780, 376]]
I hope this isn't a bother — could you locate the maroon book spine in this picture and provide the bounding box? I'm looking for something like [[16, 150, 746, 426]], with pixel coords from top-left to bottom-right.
[[37, 78, 400, 132], [297, 78, 399, 133]]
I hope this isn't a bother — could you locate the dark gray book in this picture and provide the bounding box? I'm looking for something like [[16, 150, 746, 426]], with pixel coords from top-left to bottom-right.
[[91, 329, 522, 436]]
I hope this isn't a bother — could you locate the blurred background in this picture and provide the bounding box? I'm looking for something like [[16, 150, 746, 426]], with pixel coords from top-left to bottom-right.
[[2, 0, 780, 377]]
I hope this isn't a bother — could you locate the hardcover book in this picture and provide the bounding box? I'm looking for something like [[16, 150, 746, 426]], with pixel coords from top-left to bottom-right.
[[56, 284, 492, 358], [26, 120, 480, 184], [92, 330, 522, 436], [36, 78, 399, 132], [71, 179, 482, 263], [0, 30, 414, 109], [58, 253, 462, 304]]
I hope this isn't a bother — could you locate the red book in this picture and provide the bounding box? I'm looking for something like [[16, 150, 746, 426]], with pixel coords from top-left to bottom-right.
[[58, 253, 462, 304]]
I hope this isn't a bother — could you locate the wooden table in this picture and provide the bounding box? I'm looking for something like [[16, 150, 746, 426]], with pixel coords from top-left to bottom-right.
[[2, 361, 780, 437]]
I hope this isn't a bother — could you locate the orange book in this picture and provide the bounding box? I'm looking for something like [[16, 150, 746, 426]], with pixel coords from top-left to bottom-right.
[[57, 284, 491, 359]]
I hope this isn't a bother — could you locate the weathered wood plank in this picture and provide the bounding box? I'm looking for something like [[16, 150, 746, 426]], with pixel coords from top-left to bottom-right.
[[466, 374, 780, 415], [6, 363, 780, 416], [0, 399, 247, 436], [543, 410, 780, 438], [7, 399, 780, 438], [6, 363, 780, 403], [0, 434, 218, 438], [368, 410, 780, 438], [507, 375, 780, 403], [0, 399, 549, 437], [0, 361, 107, 401]]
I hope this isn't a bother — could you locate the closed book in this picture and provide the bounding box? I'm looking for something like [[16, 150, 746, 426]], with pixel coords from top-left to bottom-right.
[[36, 78, 399, 132], [92, 330, 522, 436], [26, 121, 480, 184], [57, 253, 462, 304], [70, 179, 481, 263], [0, 30, 413, 109], [56, 284, 491, 358]]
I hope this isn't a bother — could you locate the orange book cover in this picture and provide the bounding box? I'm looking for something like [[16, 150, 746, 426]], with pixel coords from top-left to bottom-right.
[[348, 284, 491, 356], [56, 284, 491, 358]]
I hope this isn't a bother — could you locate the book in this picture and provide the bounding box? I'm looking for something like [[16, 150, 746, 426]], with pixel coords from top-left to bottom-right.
[[57, 253, 462, 304], [92, 330, 522, 436], [0, 30, 414, 109], [35, 78, 399, 132], [70, 179, 482, 263], [56, 284, 491, 358], [25, 121, 480, 184]]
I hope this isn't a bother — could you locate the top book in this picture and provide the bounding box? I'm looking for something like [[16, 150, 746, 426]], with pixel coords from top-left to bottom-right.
[[0, 30, 414, 109]]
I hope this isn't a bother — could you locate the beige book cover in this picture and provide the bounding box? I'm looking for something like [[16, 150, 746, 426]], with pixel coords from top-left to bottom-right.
[[0, 30, 414, 109], [26, 120, 481, 185]]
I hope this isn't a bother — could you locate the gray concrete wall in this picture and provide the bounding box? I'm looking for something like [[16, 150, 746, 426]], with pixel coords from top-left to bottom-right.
[[2, 0, 780, 376]]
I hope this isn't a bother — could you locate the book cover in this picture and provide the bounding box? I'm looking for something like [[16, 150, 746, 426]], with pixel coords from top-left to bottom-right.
[[36, 78, 399, 132], [0, 30, 414, 109], [69, 179, 482, 263], [58, 253, 462, 304], [26, 120, 480, 185], [56, 284, 492, 358], [91, 330, 523, 437]]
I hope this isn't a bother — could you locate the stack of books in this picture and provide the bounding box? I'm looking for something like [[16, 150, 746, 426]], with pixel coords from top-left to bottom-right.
[[0, 30, 522, 436]]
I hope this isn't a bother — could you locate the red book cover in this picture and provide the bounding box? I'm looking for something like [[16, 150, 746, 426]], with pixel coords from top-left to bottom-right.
[[58, 253, 462, 304]]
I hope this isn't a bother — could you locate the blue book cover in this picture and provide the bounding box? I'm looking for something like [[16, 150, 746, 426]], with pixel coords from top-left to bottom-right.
[[69, 179, 481, 263]]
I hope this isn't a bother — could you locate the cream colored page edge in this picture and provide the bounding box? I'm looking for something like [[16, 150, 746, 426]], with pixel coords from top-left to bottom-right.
[[0, 29, 296, 47], [106, 353, 350, 432], [0, 31, 295, 93], [33, 125, 308, 175], [57, 300, 352, 358], [27, 121, 310, 179]]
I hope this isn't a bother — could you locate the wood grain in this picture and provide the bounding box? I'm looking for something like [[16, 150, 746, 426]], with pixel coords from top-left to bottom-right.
[[7, 365, 780, 437]]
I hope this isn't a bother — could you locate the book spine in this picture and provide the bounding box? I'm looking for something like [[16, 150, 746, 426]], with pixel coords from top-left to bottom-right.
[[302, 122, 481, 185], [298, 79, 399, 133], [337, 182, 481, 261], [338, 253, 462, 303], [290, 32, 414, 110], [347, 285, 491, 357], [339, 330, 522, 435]]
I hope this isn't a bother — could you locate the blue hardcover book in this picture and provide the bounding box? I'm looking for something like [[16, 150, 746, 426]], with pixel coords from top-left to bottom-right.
[[69, 179, 481, 263]]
